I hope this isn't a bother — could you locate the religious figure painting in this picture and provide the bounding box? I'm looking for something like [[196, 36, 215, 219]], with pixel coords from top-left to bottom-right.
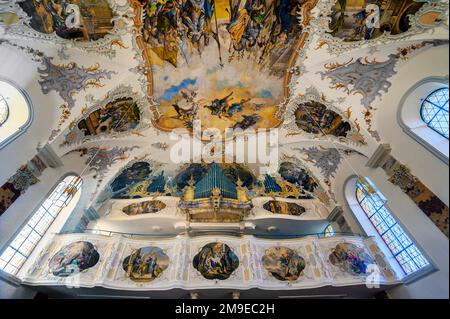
[[328, 242, 374, 275], [294, 101, 351, 138], [132, 0, 316, 136], [278, 162, 319, 198], [63, 98, 141, 145], [77, 98, 141, 137], [18, 0, 115, 41], [193, 242, 239, 280], [48, 241, 100, 277], [262, 246, 306, 281], [263, 200, 306, 216], [122, 246, 170, 282], [122, 200, 167, 215], [328, 0, 431, 42]]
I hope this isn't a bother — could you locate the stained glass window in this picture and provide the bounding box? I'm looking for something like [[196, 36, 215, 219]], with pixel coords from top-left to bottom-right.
[[0, 93, 9, 126], [0, 175, 82, 276], [356, 178, 429, 275], [420, 87, 449, 139]]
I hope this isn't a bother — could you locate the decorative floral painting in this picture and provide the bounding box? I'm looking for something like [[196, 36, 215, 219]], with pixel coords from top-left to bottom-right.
[[329, 0, 429, 42], [193, 242, 239, 280], [263, 201, 306, 216], [262, 246, 306, 281], [328, 243, 374, 275], [132, 0, 317, 134], [76, 98, 141, 137], [294, 101, 351, 137], [122, 246, 170, 282], [122, 200, 167, 215], [18, 0, 115, 41], [48, 241, 100, 277]]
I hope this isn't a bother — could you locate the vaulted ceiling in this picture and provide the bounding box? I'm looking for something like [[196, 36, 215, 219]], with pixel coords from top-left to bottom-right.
[[0, 0, 448, 212]]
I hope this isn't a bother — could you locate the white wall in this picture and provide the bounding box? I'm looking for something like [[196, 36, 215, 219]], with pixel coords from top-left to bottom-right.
[[375, 44, 449, 206], [334, 154, 449, 299], [0, 44, 60, 184]]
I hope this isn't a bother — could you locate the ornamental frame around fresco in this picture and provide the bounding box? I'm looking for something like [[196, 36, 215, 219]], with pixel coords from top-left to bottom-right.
[[315, 0, 448, 54], [283, 86, 367, 145], [130, 0, 319, 137], [0, 0, 130, 58], [61, 85, 152, 147], [23, 234, 400, 289]]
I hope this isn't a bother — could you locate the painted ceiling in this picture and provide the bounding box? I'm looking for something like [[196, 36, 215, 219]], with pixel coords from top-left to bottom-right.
[[0, 0, 448, 212]]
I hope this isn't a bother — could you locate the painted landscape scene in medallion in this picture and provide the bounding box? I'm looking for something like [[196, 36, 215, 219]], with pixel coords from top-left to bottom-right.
[[133, 0, 315, 135], [48, 241, 100, 277], [18, 0, 115, 41], [122, 246, 170, 282], [193, 242, 239, 280], [328, 242, 374, 275], [262, 246, 306, 281]]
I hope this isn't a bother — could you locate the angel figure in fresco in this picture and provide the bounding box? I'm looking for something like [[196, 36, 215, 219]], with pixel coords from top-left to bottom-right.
[[171, 89, 199, 128], [204, 92, 234, 118], [225, 98, 251, 117], [363, 4, 380, 40], [352, 3, 380, 41]]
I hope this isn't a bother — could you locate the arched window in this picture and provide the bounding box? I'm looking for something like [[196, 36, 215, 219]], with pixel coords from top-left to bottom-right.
[[354, 177, 429, 276], [398, 78, 449, 162], [324, 224, 334, 237], [0, 79, 33, 149], [420, 87, 449, 139], [0, 92, 9, 125], [0, 175, 82, 276]]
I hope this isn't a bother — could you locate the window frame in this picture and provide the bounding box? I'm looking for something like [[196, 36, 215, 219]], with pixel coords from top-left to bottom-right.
[[397, 77, 449, 164], [0, 174, 82, 279], [0, 78, 34, 150], [420, 87, 449, 139], [0, 92, 10, 126], [344, 176, 437, 284]]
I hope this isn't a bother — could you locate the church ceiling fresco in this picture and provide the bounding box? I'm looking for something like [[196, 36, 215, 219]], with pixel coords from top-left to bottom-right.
[[131, 0, 318, 136], [315, 0, 447, 53], [18, 0, 114, 41], [329, 0, 426, 41], [0, 0, 130, 57], [60, 85, 152, 146], [278, 161, 319, 197], [282, 86, 367, 145], [0, 0, 448, 219]]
